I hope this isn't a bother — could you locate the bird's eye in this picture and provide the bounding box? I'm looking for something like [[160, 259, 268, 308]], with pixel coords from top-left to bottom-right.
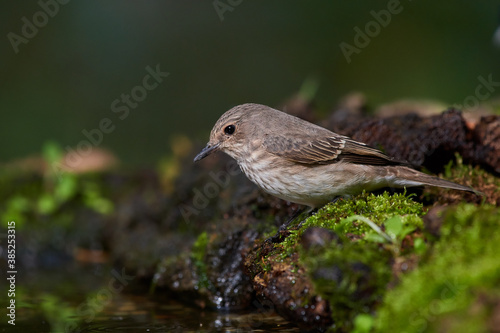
[[224, 125, 235, 135]]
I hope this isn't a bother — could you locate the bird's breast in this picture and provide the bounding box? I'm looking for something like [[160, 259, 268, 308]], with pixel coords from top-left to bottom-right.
[[236, 151, 337, 206]]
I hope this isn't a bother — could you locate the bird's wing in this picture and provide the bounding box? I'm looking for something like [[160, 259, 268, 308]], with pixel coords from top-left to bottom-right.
[[263, 134, 403, 166]]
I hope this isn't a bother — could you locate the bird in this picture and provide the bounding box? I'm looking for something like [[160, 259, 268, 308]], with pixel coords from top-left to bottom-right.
[[194, 103, 480, 208]]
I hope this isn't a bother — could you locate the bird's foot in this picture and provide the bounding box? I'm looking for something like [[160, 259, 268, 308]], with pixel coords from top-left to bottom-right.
[[265, 207, 314, 244], [264, 198, 341, 244]]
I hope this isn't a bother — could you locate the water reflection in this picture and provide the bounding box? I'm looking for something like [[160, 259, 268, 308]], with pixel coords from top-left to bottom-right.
[[1, 291, 299, 332]]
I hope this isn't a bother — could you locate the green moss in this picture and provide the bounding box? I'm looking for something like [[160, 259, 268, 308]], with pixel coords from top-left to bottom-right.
[[191, 231, 208, 262], [190, 232, 212, 290], [425, 153, 500, 204], [375, 204, 500, 332], [442, 154, 496, 186], [280, 191, 424, 258]]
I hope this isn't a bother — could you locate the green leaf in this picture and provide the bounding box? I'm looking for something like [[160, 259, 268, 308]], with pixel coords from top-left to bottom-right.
[[384, 216, 403, 239], [364, 232, 389, 243], [400, 225, 417, 239]]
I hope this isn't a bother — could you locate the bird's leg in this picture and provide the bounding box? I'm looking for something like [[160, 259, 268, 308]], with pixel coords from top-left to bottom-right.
[[266, 206, 312, 244], [281, 206, 309, 231], [266, 197, 342, 244], [329, 196, 342, 204], [293, 196, 341, 229]]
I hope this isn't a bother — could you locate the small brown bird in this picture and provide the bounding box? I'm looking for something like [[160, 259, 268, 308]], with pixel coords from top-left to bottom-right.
[[194, 103, 479, 208]]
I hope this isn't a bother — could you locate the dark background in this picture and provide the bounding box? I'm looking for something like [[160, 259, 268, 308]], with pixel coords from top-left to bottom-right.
[[2, 1, 499, 165]]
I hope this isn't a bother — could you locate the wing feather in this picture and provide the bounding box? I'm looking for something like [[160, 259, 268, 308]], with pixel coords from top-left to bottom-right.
[[263, 134, 405, 166]]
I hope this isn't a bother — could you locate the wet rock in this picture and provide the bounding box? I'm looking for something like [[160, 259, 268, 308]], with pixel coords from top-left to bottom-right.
[[244, 240, 334, 330], [154, 228, 259, 310], [204, 228, 260, 309]]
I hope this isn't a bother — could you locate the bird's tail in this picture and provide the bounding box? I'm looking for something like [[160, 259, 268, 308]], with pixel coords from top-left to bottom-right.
[[389, 166, 483, 195]]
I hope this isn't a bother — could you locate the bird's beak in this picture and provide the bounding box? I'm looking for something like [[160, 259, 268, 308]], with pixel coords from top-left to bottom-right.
[[193, 143, 220, 162]]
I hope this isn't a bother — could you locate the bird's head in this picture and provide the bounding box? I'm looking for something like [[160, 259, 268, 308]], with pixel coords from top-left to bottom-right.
[[193, 103, 265, 162]]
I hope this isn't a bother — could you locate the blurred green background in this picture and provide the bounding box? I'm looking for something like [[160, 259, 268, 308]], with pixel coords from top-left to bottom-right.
[[1, 0, 499, 165]]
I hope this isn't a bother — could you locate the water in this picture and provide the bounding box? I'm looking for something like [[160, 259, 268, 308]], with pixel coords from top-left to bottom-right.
[[1, 294, 299, 333], [0, 266, 300, 333]]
